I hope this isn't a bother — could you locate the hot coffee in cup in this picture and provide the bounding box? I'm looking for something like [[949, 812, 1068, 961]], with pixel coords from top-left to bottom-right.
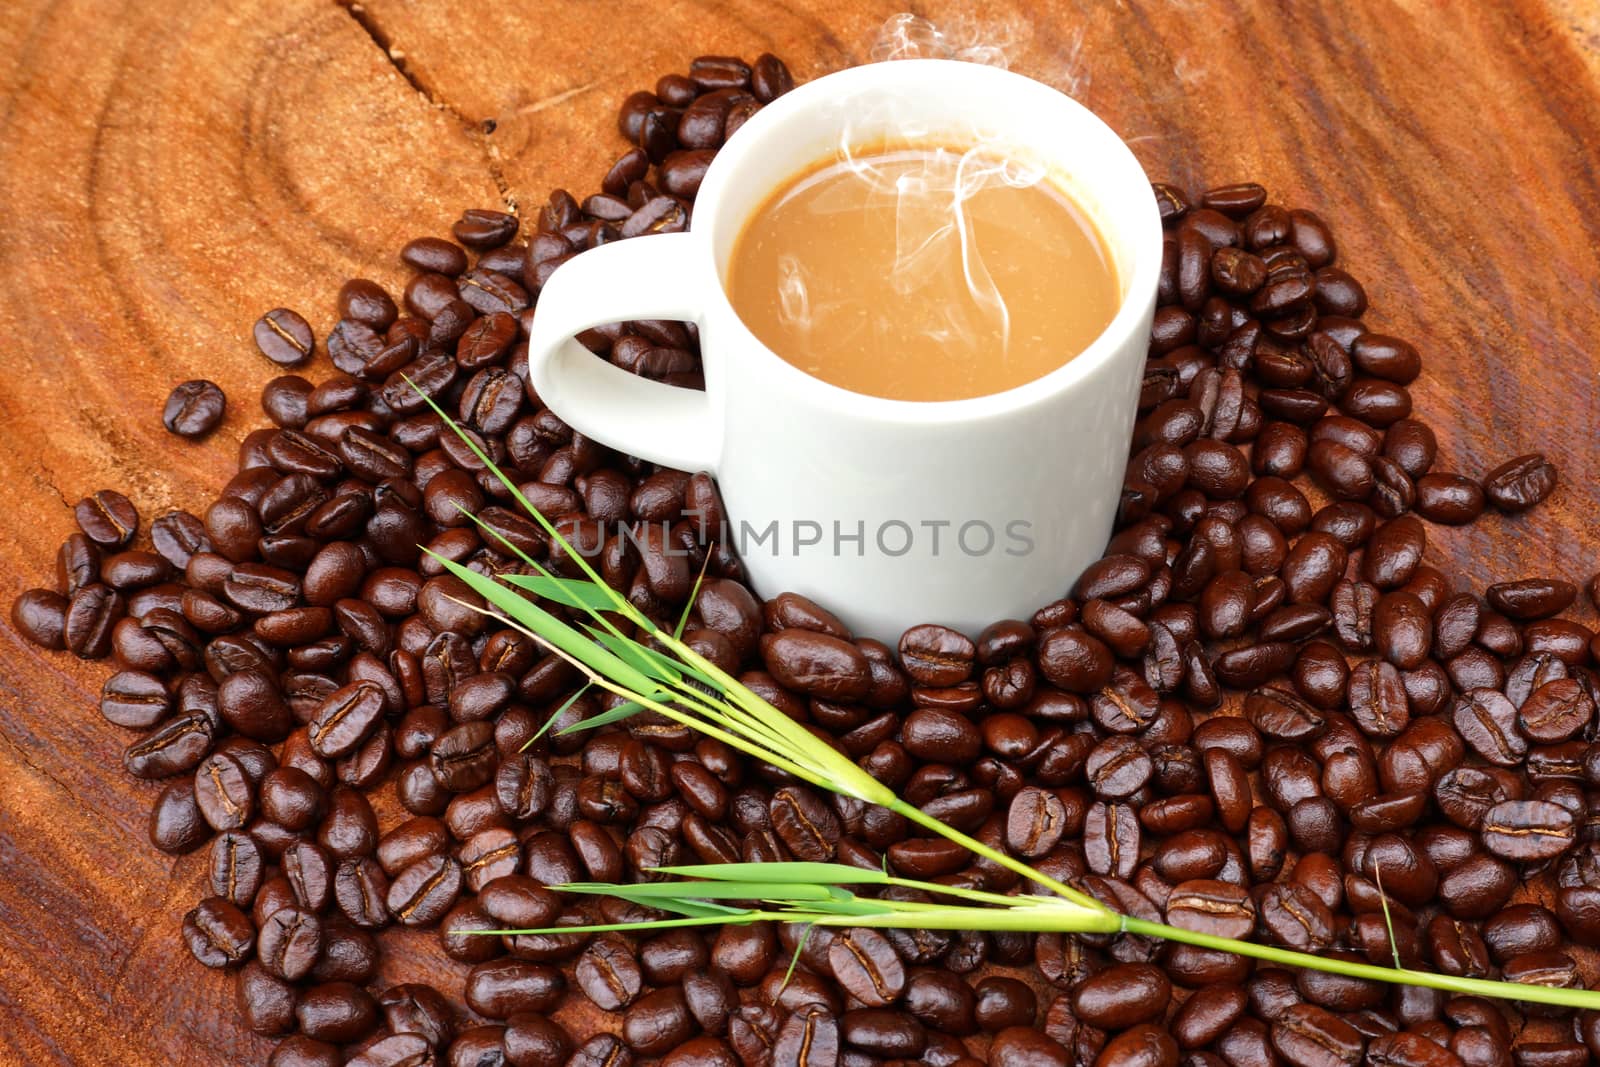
[[726, 140, 1121, 402], [526, 59, 1162, 641]]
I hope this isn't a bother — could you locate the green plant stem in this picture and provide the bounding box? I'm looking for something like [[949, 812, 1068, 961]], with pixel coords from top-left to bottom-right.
[[876, 877, 1056, 910], [1119, 918, 1600, 1010], [485, 901, 1118, 938], [892, 799, 1107, 914], [823, 905, 1120, 934]]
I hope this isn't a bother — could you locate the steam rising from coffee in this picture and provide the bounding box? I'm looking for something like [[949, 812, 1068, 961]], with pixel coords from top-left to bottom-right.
[[774, 14, 1046, 361]]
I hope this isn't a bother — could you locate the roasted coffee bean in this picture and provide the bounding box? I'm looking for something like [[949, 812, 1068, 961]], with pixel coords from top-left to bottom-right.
[[261, 376, 313, 430], [430, 721, 498, 793], [462, 958, 565, 1020], [900, 706, 979, 764], [896, 970, 975, 1040], [307, 681, 385, 759], [1453, 689, 1527, 767], [760, 629, 870, 700], [66, 582, 124, 659], [344, 1034, 437, 1067], [183, 896, 256, 968], [1006, 786, 1067, 858], [237, 961, 298, 1037], [1071, 962, 1170, 1029], [1519, 679, 1594, 743], [460, 827, 521, 893], [745, 52, 795, 102], [258, 906, 323, 981], [254, 308, 315, 366], [125, 711, 214, 779], [203, 830, 263, 908], [12, 586, 70, 649], [1246, 685, 1325, 740], [267, 1035, 343, 1067], [1487, 578, 1576, 620], [576, 936, 644, 1011], [1348, 659, 1411, 738], [622, 986, 696, 1056], [1037, 627, 1114, 692], [770, 1003, 838, 1067], [320, 786, 379, 858], [770, 785, 840, 862], [334, 856, 390, 929], [98, 668, 171, 728], [1271, 1003, 1364, 1065], [827, 927, 904, 1007], [971, 975, 1035, 1033], [1481, 800, 1576, 861], [402, 237, 469, 277], [1482, 453, 1557, 513], [1085, 800, 1140, 878], [1413, 472, 1487, 524], [386, 853, 463, 927], [253, 767, 323, 832], [1093, 1024, 1174, 1067], [194, 751, 255, 831], [54, 532, 102, 597], [218, 668, 294, 741], [494, 754, 554, 821], [294, 981, 378, 1044], [898, 624, 978, 686], [453, 209, 518, 249], [1501, 950, 1581, 1001], [147, 779, 210, 855], [164, 380, 227, 438], [1167, 879, 1256, 938], [1086, 735, 1154, 797], [371, 985, 456, 1054], [502, 1014, 572, 1066]]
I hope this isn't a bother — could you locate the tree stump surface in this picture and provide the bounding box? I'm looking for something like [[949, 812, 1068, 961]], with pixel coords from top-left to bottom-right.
[[0, 1, 1597, 1062]]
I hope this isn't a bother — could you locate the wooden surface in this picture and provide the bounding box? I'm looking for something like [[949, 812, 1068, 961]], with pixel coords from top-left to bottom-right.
[[1, 1, 1598, 1063]]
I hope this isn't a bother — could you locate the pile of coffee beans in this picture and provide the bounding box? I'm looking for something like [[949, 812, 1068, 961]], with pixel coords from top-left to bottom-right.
[[12, 49, 1600, 1067]]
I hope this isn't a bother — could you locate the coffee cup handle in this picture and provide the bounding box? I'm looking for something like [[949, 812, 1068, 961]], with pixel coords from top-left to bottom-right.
[[525, 231, 721, 474]]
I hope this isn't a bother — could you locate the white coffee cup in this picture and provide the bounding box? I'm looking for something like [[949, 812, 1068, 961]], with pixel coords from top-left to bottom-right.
[[527, 59, 1161, 643]]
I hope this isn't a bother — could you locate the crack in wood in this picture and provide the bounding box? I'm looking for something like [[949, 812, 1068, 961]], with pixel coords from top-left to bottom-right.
[[334, 0, 518, 213], [33, 462, 73, 510], [0, 728, 90, 816]]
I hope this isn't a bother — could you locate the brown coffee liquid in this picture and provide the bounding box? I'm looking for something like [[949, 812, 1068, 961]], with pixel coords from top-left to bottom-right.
[[726, 143, 1119, 402]]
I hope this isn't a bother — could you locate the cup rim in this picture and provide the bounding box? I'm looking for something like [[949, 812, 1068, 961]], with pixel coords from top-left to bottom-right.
[[691, 58, 1163, 423]]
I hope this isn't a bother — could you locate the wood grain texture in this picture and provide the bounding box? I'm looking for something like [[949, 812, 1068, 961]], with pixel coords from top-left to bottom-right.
[[0, 1, 1596, 1063]]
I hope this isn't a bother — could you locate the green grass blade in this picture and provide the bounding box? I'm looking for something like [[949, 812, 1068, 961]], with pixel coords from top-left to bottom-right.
[[1373, 861, 1404, 971], [583, 625, 683, 685], [431, 552, 653, 695], [524, 682, 593, 750], [654, 632, 898, 806], [565, 635, 809, 767], [653, 862, 893, 885], [673, 553, 711, 640], [552, 698, 650, 736], [791, 897, 895, 918], [450, 503, 642, 655], [600, 894, 752, 919], [404, 378, 632, 614], [483, 914, 761, 936], [563, 880, 843, 902], [582, 683, 835, 791], [780, 924, 813, 990], [502, 573, 623, 612]]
